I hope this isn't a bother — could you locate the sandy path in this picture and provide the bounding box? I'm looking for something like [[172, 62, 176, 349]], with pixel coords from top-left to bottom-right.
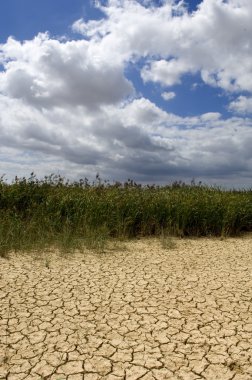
[[0, 236, 252, 380]]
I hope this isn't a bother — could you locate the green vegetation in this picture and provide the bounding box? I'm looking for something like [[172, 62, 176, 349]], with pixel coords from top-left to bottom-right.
[[0, 173, 252, 257]]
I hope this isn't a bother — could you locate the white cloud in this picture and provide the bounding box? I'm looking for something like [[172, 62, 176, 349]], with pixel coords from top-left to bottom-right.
[[229, 95, 252, 115], [142, 59, 195, 87], [0, 33, 133, 109], [200, 112, 221, 122], [162, 91, 176, 101]]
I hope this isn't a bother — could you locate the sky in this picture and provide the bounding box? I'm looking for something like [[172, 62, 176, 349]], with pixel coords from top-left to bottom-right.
[[0, 0, 252, 188]]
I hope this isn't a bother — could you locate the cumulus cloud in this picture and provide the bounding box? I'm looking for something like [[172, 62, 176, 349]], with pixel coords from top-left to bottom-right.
[[0, 0, 252, 186], [200, 112, 221, 122], [161, 92, 176, 101], [142, 59, 195, 87], [0, 33, 133, 109], [74, 0, 252, 93], [1, 88, 252, 185], [229, 96, 252, 115]]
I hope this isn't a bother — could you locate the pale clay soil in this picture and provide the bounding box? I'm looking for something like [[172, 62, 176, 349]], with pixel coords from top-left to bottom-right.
[[0, 236, 252, 380]]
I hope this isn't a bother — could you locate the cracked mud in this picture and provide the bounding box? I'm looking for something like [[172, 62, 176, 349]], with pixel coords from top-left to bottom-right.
[[1, 236, 252, 379]]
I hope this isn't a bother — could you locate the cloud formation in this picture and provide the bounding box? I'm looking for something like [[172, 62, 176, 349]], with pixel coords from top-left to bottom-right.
[[162, 92, 176, 101], [74, 0, 252, 92], [229, 96, 252, 115], [0, 0, 252, 186], [142, 59, 195, 87], [0, 33, 133, 109]]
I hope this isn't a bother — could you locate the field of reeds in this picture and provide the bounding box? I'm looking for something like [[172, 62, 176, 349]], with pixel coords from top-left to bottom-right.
[[0, 173, 252, 257]]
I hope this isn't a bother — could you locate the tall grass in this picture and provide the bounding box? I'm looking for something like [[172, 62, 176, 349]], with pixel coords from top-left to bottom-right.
[[0, 174, 252, 256]]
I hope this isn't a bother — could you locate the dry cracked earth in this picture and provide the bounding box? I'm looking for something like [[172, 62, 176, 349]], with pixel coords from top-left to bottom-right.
[[0, 236, 252, 380]]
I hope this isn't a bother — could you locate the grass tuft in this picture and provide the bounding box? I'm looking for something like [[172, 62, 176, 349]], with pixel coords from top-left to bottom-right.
[[160, 229, 177, 250]]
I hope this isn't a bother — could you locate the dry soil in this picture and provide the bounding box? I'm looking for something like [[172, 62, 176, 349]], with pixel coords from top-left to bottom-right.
[[0, 236, 252, 379]]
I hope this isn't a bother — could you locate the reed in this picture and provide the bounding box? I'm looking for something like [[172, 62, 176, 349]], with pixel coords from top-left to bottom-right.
[[0, 174, 251, 256]]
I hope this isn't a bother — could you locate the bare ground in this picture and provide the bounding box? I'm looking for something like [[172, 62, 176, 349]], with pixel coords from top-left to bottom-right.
[[0, 236, 252, 380]]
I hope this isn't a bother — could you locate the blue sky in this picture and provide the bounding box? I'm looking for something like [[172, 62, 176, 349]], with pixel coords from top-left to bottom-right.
[[0, 0, 252, 187], [0, 0, 110, 43]]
